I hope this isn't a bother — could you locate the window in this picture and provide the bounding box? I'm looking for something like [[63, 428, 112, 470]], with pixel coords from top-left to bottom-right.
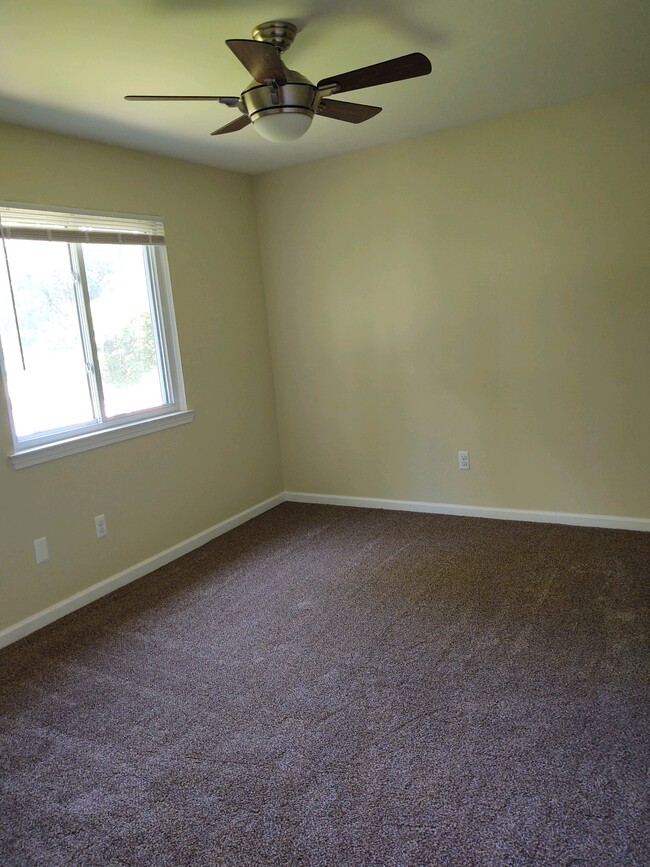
[[0, 203, 192, 467]]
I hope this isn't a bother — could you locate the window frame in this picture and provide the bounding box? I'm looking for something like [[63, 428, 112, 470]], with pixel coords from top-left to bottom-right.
[[0, 203, 193, 468]]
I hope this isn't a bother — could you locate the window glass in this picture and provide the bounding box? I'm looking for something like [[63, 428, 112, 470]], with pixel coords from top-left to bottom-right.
[[84, 244, 165, 418], [0, 239, 94, 438]]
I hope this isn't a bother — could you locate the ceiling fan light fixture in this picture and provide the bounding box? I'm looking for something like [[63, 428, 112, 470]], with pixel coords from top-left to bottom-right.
[[124, 20, 432, 144], [252, 109, 313, 142]]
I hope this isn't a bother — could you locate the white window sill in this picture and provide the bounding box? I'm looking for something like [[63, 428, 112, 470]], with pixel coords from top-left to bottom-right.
[[8, 410, 194, 469]]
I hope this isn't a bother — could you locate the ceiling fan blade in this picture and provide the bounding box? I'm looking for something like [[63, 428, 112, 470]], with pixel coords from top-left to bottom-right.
[[318, 99, 382, 124], [317, 52, 431, 96], [210, 115, 252, 136], [125, 95, 240, 106], [226, 39, 287, 85]]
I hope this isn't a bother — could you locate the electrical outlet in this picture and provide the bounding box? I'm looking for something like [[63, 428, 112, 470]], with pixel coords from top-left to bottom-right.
[[458, 450, 470, 470], [34, 537, 49, 564], [95, 514, 107, 538]]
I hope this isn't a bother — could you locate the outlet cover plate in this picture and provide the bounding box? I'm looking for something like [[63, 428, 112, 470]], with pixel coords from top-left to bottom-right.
[[34, 536, 49, 564], [95, 514, 107, 538]]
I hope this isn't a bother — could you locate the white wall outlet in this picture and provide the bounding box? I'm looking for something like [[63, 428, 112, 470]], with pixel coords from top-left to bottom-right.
[[34, 537, 49, 564], [458, 450, 471, 470], [95, 514, 107, 538]]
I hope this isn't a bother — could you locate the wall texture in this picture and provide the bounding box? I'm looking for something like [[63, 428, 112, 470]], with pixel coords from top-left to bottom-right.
[[255, 84, 650, 519], [0, 123, 283, 632]]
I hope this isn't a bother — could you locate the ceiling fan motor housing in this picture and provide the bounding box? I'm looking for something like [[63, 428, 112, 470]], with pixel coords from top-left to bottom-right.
[[242, 70, 317, 125]]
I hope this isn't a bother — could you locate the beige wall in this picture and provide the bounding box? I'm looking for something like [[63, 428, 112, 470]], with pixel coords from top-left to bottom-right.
[[0, 123, 283, 632], [255, 84, 650, 518], [2, 83, 649, 635]]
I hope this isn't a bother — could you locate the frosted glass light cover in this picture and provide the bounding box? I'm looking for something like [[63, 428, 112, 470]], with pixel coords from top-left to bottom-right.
[[253, 112, 313, 142]]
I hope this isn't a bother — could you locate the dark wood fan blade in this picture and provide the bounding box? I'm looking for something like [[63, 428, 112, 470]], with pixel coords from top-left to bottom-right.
[[210, 115, 252, 136], [125, 95, 240, 105], [226, 39, 287, 85], [318, 99, 382, 124], [317, 52, 431, 95]]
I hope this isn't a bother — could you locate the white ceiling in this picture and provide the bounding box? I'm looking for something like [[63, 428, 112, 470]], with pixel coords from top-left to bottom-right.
[[2, 0, 650, 175]]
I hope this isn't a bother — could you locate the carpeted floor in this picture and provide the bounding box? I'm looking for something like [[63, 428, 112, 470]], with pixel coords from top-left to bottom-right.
[[1, 502, 649, 866]]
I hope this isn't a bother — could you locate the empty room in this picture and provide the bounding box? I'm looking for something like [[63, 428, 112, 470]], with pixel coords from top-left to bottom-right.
[[1, 1, 649, 864]]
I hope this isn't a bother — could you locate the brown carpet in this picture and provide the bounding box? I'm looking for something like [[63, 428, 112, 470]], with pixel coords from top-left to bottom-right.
[[1, 502, 649, 866]]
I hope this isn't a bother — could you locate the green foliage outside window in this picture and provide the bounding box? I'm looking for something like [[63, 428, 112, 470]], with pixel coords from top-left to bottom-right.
[[101, 313, 156, 387]]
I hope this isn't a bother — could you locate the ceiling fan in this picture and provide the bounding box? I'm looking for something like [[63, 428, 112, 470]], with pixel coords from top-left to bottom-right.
[[125, 20, 432, 143]]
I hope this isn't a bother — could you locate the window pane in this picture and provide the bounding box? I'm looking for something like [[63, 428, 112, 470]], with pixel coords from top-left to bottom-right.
[[0, 240, 94, 438], [83, 245, 166, 418]]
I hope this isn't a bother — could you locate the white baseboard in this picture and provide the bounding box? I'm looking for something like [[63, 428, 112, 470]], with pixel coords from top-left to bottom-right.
[[0, 493, 285, 651], [3, 489, 647, 651], [284, 491, 650, 533]]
